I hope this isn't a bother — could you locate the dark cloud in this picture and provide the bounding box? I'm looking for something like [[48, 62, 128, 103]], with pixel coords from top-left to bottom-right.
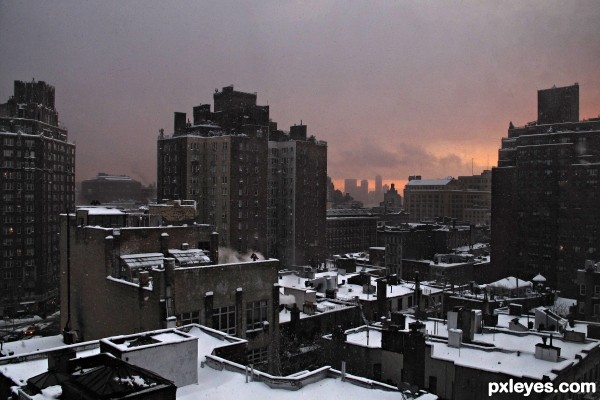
[[1, 1, 598, 184], [330, 141, 482, 181]]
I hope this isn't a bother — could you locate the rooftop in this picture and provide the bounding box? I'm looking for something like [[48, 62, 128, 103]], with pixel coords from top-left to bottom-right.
[[406, 177, 453, 187], [1, 325, 434, 400], [339, 312, 600, 382]]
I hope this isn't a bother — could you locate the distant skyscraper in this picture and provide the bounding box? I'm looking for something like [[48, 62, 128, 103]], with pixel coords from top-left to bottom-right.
[[359, 179, 369, 202], [492, 83, 599, 296], [344, 178, 357, 197], [0, 80, 75, 315], [375, 175, 382, 194]]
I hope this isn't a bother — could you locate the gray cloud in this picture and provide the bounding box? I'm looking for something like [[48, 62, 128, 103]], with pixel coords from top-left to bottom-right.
[[0, 1, 598, 184]]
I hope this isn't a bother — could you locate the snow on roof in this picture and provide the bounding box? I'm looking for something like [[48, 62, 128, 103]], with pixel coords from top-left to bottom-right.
[[532, 273, 547, 282], [1, 346, 100, 387], [120, 253, 164, 269], [78, 207, 125, 215], [179, 324, 246, 359], [406, 177, 453, 187], [345, 327, 382, 348], [1, 335, 67, 357], [169, 248, 211, 266], [104, 329, 196, 351], [176, 359, 418, 400], [488, 276, 532, 289]]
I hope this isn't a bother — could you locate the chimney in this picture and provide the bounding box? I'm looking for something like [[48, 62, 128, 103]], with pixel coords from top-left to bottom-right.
[[164, 257, 175, 286], [535, 335, 561, 362], [47, 348, 76, 374], [104, 235, 114, 276], [390, 312, 406, 330], [210, 232, 219, 263], [160, 232, 169, 256], [377, 279, 388, 318], [204, 291, 214, 329], [448, 328, 462, 348], [174, 112, 186, 134], [139, 271, 150, 288]]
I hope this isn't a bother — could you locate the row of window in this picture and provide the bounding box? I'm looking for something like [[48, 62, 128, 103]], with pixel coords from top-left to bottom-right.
[[176, 300, 269, 334], [579, 284, 600, 296]]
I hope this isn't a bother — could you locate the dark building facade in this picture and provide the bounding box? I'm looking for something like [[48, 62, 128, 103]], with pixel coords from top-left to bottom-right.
[[0, 80, 75, 316], [80, 172, 144, 204], [378, 223, 489, 278], [538, 83, 579, 125], [492, 83, 600, 296], [60, 210, 280, 370], [158, 86, 327, 265], [326, 209, 378, 256], [381, 183, 402, 210], [268, 131, 327, 267], [157, 86, 270, 253], [403, 171, 491, 225]]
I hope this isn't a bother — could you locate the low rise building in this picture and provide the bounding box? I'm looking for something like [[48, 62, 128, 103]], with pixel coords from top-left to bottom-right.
[[60, 208, 280, 371], [326, 208, 378, 257], [80, 172, 145, 204], [148, 199, 197, 225], [278, 269, 444, 321], [576, 260, 600, 321], [324, 309, 600, 400], [0, 324, 435, 400], [403, 171, 491, 225]]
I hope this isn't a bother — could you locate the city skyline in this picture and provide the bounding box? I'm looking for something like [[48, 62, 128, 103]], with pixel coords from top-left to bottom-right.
[[1, 1, 599, 186]]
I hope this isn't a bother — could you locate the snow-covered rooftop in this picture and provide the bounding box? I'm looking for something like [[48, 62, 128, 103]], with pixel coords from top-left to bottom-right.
[[1, 325, 434, 400], [406, 177, 453, 187], [341, 313, 600, 382], [488, 276, 532, 289], [77, 207, 125, 215]]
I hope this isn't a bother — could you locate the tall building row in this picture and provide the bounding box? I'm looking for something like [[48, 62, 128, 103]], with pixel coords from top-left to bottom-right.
[[492, 83, 600, 297], [0, 80, 75, 315], [158, 85, 327, 267]]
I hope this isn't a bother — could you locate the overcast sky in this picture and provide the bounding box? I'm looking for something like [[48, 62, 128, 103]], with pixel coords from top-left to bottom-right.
[[1, 1, 599, 189]]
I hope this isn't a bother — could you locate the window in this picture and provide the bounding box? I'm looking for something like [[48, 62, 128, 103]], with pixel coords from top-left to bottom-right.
[[177, 311, 200, 325], [581, 285, 587, 296], [246, 300, 268, 331], [595, 285, 600, 297], [212, 306, 236, 335], [247, 347, 269, 365], [595, 304, 600, 316]]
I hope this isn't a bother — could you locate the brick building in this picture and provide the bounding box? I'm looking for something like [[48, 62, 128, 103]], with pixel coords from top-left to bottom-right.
[[158, 86, 327, 266], [268, 128, 327, 266], [381, 183, 402, 211], [60, 208, 280, 368], [576, 260, 600, 321], [403, 171, 491, 225], [378, 223, 488, 277], [492, 83, 600, 296], [0, 79, 75, 316], [326, 208, 378, 257], [324, 310, 600, 400]]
